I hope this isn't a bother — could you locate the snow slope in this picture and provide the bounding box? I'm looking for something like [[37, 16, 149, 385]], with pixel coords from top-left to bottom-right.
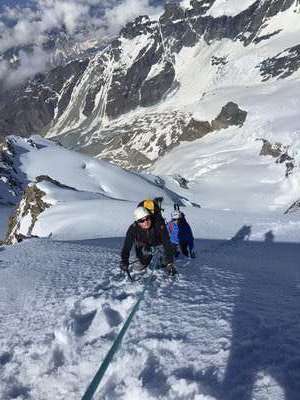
[[1, 3, 300, 397], [149, 30, 300, 211], [204, 0, 258, 17], [35, 0, 300, 186], [2, 132, 300, 398], [39, 1, 300, 217], [3, 136, 195, 241], [1, 135, 300, 400], [4, 134, 300, 242], [1, 232, 300, 400], [19, 138, 175, 203]]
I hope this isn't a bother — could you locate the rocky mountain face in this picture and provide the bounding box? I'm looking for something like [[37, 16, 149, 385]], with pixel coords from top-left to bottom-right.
[[0, 0, 300, 170], [0, 28, 91, 68], [284, 198, 300, 214], [0, 136, 29, 205], [4, 174, 89, 244], [77, 101, 247, 170], [0, 59, 89, 138], [1, 134, 200, 244], [0, 18, 107, 91], [260, 44, 300, 80], [259, 139, 295, 177], [5, 181, 50, 244]]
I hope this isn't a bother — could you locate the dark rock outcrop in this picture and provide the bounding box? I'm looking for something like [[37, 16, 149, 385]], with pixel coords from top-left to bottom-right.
[[0, 59, 89, 137], [277, 153, 294, 177], [181, 102, 247, 143], [105, 19, 174, 118], [120, 16, 154, 39], [258, 139, 295, 177], [140, 61, 176, 107], [284, 199, 300, 214], [189, 0, 217, 16], [259, 44, 300, 81], [76, 102, 246, 170], [211, 56, 228, 66], [35, 175, 78, 191], [159, 4, 198, 53], [172, 174, 189, 189], [5, 183, 50, 244], [259, 139, 284, 157], [0, 137, 29, 205], [181, 119, 213, 141], [211, 102, 247, 130]]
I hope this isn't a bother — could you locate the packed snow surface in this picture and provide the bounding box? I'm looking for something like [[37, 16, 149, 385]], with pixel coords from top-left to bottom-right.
[[1, 231, 300, 400], [1, 1, 300, 397], [19, 141, 175, 203], [204, 0, 257, 17], [1, 131, 300, 399]]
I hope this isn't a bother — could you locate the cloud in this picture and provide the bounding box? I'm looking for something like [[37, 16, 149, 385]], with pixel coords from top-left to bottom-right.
[[0, 0, 164, 87], [38, 1, 90, 34], [0, 0, 164, 51], [104, 0, 163, 36], [179, 0, 192, 9], [8, 47, 49, 86], [0, 46, 50, 88], [0, 1, 93, 52]]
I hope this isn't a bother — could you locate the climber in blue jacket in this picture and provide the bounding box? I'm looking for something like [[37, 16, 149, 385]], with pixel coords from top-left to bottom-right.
[[167, 211, 196, 258]]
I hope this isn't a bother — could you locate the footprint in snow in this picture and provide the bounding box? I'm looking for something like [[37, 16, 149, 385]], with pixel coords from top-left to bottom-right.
[[102, 303, 123, 327], [0, 351, 13, 366], [70, 309, 97, 336]]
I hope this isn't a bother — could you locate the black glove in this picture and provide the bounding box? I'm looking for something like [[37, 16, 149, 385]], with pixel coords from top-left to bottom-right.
[[120, 261, 129, 272], [166, 263, 177, 276]]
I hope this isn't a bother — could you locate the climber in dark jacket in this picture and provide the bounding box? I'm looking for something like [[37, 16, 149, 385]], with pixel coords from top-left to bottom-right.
[[120, 206, 176, 275]]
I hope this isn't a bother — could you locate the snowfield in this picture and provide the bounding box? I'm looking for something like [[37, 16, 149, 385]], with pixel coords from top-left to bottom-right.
[[1, 124, 300, 399], [1, 143, 300, 399], [1, 0, 300, 399], [1, 232, 300, 400]]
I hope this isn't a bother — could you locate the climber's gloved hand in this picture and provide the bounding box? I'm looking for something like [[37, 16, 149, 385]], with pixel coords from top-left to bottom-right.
[[166, 263, 177, 276], [120, 261, 129, 272]]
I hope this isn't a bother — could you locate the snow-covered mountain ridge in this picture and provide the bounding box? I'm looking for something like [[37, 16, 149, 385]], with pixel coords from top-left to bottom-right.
[[1, 0, 300, 143], [1, 131, 300, 246], [1, 4, 300, 397], [0, 27, 100, 75], [1, 0, 300, 221], [0, 135, 198, 243]]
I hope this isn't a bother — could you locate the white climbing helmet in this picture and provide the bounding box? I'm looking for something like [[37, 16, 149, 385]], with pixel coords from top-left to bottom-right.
[[134, 206, 151, 222]]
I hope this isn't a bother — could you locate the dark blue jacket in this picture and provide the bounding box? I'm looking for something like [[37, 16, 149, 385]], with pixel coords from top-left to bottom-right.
[[167, 216, 194, 247]]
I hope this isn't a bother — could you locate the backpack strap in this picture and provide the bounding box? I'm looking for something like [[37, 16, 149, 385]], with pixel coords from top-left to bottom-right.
[[168, 221, 174, 233]]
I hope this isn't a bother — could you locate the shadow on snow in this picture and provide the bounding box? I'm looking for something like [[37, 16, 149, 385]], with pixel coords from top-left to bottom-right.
[[191, 226, 300, 400], [4, 228, 299, 400], [66, 229, 300, 400]]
